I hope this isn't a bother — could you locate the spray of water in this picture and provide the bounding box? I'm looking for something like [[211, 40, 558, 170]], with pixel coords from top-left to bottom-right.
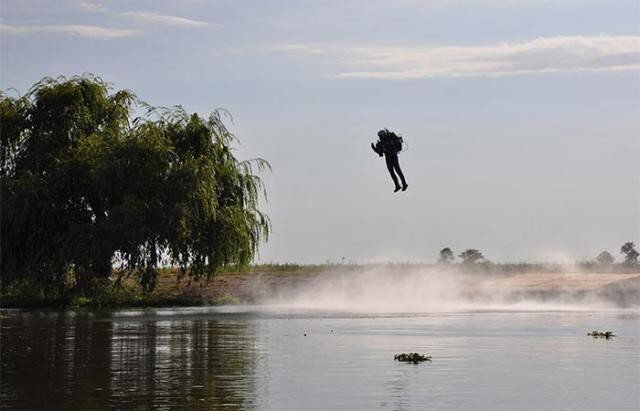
[[262, 266, 639, 313]]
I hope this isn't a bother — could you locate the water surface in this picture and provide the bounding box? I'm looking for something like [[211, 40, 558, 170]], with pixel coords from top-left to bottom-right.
[[2, 307, 639, 410]]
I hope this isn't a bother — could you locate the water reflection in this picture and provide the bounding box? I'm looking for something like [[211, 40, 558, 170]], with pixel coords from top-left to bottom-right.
[[1, 310, 257, 410], [2, 309, 639, 410]]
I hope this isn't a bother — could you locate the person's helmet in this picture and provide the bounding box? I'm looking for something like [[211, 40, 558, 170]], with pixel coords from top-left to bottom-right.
[[377, 129, 388, 138]]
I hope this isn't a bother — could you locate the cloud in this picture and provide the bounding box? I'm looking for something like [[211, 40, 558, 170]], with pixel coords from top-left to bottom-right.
[[403, 0, 613, 7], [121, 11, 213, 28], [0, 23, 140, 38], [266, 44, 327, 54], [78, 2, 107, 13], [269, 36, 640, 79]]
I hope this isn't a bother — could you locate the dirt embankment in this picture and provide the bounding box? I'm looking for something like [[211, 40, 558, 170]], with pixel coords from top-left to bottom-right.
[[159, 270, 640, 308], [468, 273, 640, 307], [158, 270, 326, 303]]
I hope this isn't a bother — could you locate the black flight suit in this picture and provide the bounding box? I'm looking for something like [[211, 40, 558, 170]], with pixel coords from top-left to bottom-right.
[[372, 133, 407, 191]]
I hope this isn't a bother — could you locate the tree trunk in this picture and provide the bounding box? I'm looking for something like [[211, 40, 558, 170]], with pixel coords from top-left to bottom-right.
[[91, 204, 112, 279], [93, 251, 112, 279]]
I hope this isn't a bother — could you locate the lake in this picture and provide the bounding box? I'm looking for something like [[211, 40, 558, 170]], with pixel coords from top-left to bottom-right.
[[1, 307, 639, 410]]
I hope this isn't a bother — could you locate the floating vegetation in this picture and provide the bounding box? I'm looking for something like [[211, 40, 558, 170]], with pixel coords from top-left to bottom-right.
[[394, 353, 432, 364], [588, 330, 615, 339]]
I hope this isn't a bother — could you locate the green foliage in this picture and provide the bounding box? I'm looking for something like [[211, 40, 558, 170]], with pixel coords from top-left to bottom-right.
[[438, 247, 454, 264], [459, 248, 485, 264], [587, 330, 615, 339], [1, 75, 269, 293], [394, 353, 432, 363], [620, 242, 639, 266], [213, 293, 242, 305], [596, 251, 614, 265]]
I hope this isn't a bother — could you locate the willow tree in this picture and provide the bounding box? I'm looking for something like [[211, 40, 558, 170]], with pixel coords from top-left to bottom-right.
[[1, 75, 269, 292]]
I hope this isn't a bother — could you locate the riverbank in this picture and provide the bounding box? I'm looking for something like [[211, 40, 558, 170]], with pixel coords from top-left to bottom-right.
[[173, 268, 640, 309], [2, 264, 639, 309]]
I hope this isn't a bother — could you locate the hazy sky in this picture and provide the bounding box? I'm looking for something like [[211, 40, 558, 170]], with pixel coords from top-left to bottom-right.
[[1, 0, 639, 264]]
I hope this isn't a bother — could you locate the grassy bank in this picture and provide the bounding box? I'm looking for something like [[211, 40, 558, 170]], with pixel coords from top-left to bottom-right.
[[2, 263, 638, 309], [246, 262, 639, 275], [0, 272, 237, 309]]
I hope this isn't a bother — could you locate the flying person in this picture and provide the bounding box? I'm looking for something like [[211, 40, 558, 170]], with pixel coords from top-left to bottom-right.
[[371, 128, 408, 192]]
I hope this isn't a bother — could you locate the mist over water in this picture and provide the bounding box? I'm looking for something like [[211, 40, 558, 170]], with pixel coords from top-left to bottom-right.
[[263, 267, 638, 313]]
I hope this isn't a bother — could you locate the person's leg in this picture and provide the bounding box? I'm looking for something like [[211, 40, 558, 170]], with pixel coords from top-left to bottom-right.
[[392, 156, 408, 190], [385, 154, 401, 190]]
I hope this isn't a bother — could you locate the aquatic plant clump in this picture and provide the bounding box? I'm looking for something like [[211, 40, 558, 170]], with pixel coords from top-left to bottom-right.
[[394, 353, 432, 364], [587, 330, 615, 339]]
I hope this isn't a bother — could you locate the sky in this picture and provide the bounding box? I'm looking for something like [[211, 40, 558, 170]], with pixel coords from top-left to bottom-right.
[[1, 0, 639, 264]]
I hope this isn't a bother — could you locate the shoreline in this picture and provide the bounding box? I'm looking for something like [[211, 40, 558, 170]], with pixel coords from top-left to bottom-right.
[[2, 267, 639, 310]]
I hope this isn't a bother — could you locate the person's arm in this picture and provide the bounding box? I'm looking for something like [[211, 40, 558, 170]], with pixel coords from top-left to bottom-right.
[[371, 142, 383, 156]]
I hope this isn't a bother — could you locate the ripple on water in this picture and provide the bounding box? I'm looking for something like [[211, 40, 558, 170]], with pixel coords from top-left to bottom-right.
[[1, 309, 638, 410]]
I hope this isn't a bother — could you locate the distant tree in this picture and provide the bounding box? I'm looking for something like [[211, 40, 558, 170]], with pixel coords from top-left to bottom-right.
[[620, 242, 639, 265], [1, 75, 270, 292], [459, 249, 484, 264], [438, 247, 455, 264], [595, 251, 614, 265]]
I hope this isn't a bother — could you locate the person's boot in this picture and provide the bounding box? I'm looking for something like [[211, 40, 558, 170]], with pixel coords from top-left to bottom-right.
[[402, 183, 408, 191], [394, 185, 401, 192]]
